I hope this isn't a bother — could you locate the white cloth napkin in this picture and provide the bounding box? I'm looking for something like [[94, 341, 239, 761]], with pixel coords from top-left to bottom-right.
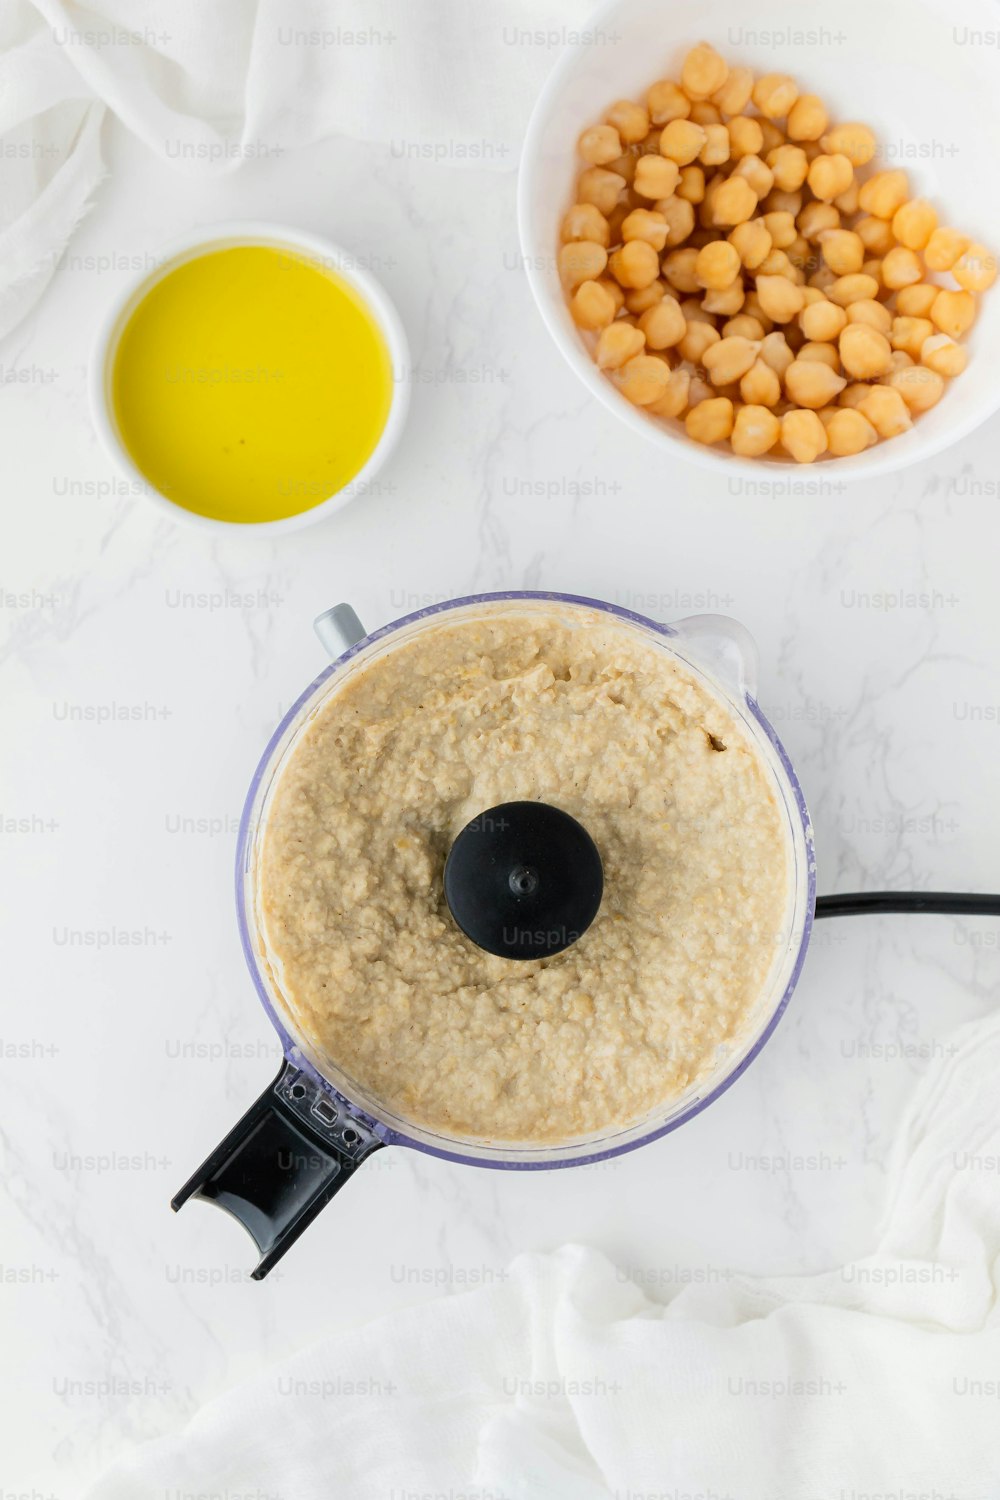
[[87, 1009, 1000, 1499], [0, 0, 584, 340]]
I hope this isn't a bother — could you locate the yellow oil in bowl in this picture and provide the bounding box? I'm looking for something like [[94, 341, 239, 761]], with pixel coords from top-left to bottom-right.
[[111, 245, 394, 524]]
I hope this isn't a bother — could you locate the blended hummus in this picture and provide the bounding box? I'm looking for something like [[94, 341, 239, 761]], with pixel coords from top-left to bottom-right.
[[256, 604, 791, 1144]]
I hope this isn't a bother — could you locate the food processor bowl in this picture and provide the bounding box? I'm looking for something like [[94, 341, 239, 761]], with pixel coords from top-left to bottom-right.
[[174, 592, 815, 1276]]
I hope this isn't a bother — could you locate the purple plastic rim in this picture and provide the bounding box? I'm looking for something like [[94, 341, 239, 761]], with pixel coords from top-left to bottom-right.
[[236, 590, 816, 1171]]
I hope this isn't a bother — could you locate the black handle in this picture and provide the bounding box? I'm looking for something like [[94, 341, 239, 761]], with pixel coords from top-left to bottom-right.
[[171, 1060, 385, 1279]]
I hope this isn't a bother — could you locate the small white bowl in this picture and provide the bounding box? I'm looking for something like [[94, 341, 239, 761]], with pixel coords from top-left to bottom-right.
[[90, 221, 410, 534], [518, 0, 1000, 481]]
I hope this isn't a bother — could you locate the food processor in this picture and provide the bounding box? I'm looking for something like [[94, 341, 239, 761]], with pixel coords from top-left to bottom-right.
[[172, 591, 999, 1279]]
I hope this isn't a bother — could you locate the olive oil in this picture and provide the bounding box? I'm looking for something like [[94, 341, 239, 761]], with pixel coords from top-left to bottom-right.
[[112, 245, 393, 523]]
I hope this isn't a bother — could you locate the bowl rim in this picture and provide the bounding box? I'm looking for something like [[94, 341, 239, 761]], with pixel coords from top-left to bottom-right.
[[88, 219, 411, 535], [515, 0, 1000, 482], [235, 589, 817, 1171]]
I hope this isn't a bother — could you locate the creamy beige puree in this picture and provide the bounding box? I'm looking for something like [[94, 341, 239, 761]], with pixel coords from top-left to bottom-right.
[[257, 605, 790, 1144]]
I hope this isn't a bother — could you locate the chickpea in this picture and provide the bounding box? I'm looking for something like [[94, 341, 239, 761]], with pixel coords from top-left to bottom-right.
[[733, 155, 774, 199], [678, 319, 721, 363], [887, 363, 945, 413], [881, 246, 923, 291], [648, 367, 692, 419], [662, 247, 702, 295], [577, 167, 626, 215], [740, 358, 782, 406], [728, 116, 764, 159], [614, 353, 672, 405], [953, 243, 998, 292], [728, 404, 779, 456], [742, 291, 774, 332], [847, 299, 892, 334], [654, 197, 692, 248], [712, 176, 758, 227], [759, 330, 795, 378], [825, 408, 877, 456], [930, 289, 976, 339], [833, 178, 861, 217], [767, 144, 809, 193], [890, 316, 934, 360], [699, 124, 731, 167], [682, 297, 715, 324], [786, 235, 813, 274], [596, 321, 645, 369], [890, 198, 937, 252], [609, 240, 660, 290], [634, 155, 681, 200], [660, 119, 707, 165], [857, 384, 912, 438], [561, 204, 611, 247], [888, 350, 914, 373], [578, 124, 622, 165], [857, 170, 909, 219], [809, 266, 838, 292], [711, 65, 753, 116], [647, 79, 691, 125], [798, 202, 840, 242], [839, 322, 892, 378], [855, 216, 894, 256], [606, 99, 650, 145], [622, 209, 669, 250], [799, 298, 847, 342], [608, 151, 637, 186], [821, 122, 877, 168], [725, 314, 765, 340], [818, 229, 864, 277], [728, 219, 772, 270], [798, 342, 841, 370], [826, 273, 880, 308], [758, 249, 799, 281], [787, 94, 828, 142], [923, 226, 969, 273], [685, 396, 734, 444], [781, 407, 828, 462], [752, 73, 798, 120], [559, 240, 608, 289], [678, 42, 726, 99], [766, 188, 804, 218], [624, 281, 665, 315], [570, 279, 618, 329], [757, 119, 786, 154], [838, 383, 872, 410], [807, 154, 854, 203], [920, 333, 966, 378], [895, 283, 939, 319], [687, 374, 714, 406], [676, 164, 706, 203], [703, 335, 760, 385], [638, 295, 687, 349], [702, 281, 745, 316], [758, 211, 795, 252], [596, 277, 626, 315], [755, 274, 805, 324], [785, 359, 847, 408]]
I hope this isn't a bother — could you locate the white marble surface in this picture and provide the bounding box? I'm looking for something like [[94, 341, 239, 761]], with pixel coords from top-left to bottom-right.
[[2, 113, 1000, 1497]]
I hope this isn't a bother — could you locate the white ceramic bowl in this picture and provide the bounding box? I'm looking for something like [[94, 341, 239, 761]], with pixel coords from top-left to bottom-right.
[[518, 0, 1000, 481], [90, 221, 410, 534]]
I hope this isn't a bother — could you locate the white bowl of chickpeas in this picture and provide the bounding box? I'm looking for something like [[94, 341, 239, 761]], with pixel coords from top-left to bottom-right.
[[518, 0, 1000, 474]]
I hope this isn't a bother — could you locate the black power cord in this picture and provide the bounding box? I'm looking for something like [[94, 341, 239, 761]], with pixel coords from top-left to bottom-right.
[[816, 892, 1000, 919]]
